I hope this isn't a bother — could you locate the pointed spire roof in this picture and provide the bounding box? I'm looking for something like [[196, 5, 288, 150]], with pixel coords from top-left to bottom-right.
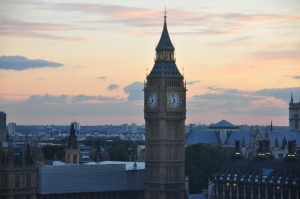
[[155, 9, 175, 51], [290, 92, 294, 104], [270, 120, 273, 131]]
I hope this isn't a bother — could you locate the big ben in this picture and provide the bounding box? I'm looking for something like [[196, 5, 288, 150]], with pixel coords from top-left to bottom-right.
[[144, 11, 186, 199]]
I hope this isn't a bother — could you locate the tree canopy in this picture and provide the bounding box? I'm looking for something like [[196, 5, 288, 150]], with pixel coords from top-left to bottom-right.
[[185, 143, 229, 194]]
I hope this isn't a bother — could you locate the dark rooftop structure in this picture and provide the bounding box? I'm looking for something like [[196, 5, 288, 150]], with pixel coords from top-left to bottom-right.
[[212, 139, 300, 199]]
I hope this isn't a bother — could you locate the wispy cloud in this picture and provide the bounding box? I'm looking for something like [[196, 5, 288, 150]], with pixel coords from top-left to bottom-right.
[[0, 20, 91, 41], [291, 76, 300, 79], [0, 55, 63, 70], [187, 80, 200, 85], [96, 76, 107, 80], [71, 94, 122, 103], [107, 84, 119, 91], [253, 50, 300, 60]]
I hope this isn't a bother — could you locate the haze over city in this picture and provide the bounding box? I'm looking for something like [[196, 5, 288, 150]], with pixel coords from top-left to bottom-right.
[[0, 0, 299, 125]]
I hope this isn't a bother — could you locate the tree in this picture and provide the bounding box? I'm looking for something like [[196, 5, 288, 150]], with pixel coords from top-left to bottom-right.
[[185, 143, 229, 194], [107, 146, 129, 161], [42, 145, 65, 160]]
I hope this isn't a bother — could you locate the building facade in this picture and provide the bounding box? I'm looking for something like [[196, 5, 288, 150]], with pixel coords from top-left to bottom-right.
[[0, 142, 39, 199], [289, 93, 300, 131], [0, 112, 6, 142], [144, 13, 187, 199], [8, 123, 16, 135]]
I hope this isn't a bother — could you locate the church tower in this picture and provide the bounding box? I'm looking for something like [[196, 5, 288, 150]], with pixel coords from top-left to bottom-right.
[[65, 123, 80, 164], [289, 93, 300, 131], [144, 11, 186, 199]]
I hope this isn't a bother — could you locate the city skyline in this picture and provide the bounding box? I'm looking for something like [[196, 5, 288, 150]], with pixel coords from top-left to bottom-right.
[[0, 0, 300, 125]]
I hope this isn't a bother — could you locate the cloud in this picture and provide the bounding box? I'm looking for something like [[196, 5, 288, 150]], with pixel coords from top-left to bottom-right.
[[191, 86, 300, 116], [0, 20, 91, 41], [73, 66, 82, 68], [253, 50, 300, 60], [107, 84, 119, 91], [123, 82, 143, 101], [26, 94, 68, 104], [71, 94, 122, 103], [290, 76, 300, 79], [97, 76, 107, 80], [0, 55, 63, 70], [186, 80, 200, 85]]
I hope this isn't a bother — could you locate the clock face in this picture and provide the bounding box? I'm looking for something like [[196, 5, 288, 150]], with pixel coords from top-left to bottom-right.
[[168, 92, 181, 109], [147, 92, 157, 109]]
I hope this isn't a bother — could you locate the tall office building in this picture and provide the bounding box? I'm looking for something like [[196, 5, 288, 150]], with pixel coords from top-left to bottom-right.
[[122, 124, 129, 132], [131, 123, 137, 133], [0, 112, 6, 142], [8, 122, 16, 135], [144, 13, 187, 199]]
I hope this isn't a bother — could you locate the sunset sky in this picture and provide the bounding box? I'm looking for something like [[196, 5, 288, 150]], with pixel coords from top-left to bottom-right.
[[0, 0, 299, 126]]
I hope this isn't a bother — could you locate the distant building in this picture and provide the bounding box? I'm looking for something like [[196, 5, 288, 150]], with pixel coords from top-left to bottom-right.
[[65, 123, 80, 164], [122, 124, 128, 132], [8, 122, 16, 135], [289, 93, 300, 131], [73, 121, 80, 130], [131, 123, 137, 133], [0, 112, 6, 142]]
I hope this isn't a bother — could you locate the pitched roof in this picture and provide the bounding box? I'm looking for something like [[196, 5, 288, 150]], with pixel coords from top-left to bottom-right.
[[226, 131, 251, 145], [209, 120, 238, 129], [148, 61, 181, 77], [155, 16, 174, 51], [186, 130, 220, 145]]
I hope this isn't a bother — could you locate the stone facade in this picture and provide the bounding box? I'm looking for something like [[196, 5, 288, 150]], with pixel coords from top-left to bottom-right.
[[0, 142, 38, 199], [65, 123, 80, 164], [144, 14, 187, 199], [289, 93, 300, 131]]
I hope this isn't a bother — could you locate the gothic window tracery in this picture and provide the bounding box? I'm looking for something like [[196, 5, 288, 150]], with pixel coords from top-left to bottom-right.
[[15, 174, 20, 188], [26, 174, 31, 188]]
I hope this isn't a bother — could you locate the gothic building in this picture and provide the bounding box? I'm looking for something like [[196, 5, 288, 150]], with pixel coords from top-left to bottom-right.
[[144, 13, 187, 199], [212, 140, 300, 199], [0, 142, 41, 199], [65, 123, 80, 164], [289, 93, 300, 131], [89, 140, 110, 162]]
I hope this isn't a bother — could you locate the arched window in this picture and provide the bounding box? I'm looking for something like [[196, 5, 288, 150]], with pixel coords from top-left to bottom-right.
[[15, 174, 20, 188], [26, 174, 31, 188], [295, 119, 299, 130]]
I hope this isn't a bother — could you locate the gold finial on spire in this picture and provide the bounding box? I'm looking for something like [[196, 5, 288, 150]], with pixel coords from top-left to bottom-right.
[[163, 7, 167, 18], [146, 67, 148, 77]]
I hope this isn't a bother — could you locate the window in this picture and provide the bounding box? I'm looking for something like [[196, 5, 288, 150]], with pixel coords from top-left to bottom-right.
[[294, 114, 298, 118], [292, 178, 298, 186], [285, 177, 289, 185], [269, 176, 274, 183], [226, 174, 231, 181], [26, 174, 31, 188], [67, 154, 70, 163], [255, 175, 259, 183], [15, 175, 20, 188], [295, 119, 299, 130], [247, 175, 252, 183], [220, 173, 224, 180], [277, 177, 282, 184], [240, 174, 245, 182], [73, 155, 77, 163]]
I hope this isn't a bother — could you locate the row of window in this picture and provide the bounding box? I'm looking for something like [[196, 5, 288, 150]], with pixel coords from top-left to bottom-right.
[[15, 174, 31, 188]]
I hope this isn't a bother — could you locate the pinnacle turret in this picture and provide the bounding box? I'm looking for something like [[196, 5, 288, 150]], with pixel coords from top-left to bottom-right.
[[155, 10, 175, 52]]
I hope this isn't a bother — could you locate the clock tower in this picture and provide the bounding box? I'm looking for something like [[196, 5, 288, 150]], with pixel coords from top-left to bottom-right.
[[144, 12, 186, 199]]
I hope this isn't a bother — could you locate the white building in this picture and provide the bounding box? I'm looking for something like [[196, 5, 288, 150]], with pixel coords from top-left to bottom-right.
[[73, 121, 80, 131], [131, 123, 137, 133]]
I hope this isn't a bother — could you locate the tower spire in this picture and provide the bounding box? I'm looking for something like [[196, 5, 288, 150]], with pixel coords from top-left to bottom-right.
[[290, 92, 293, 104]]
